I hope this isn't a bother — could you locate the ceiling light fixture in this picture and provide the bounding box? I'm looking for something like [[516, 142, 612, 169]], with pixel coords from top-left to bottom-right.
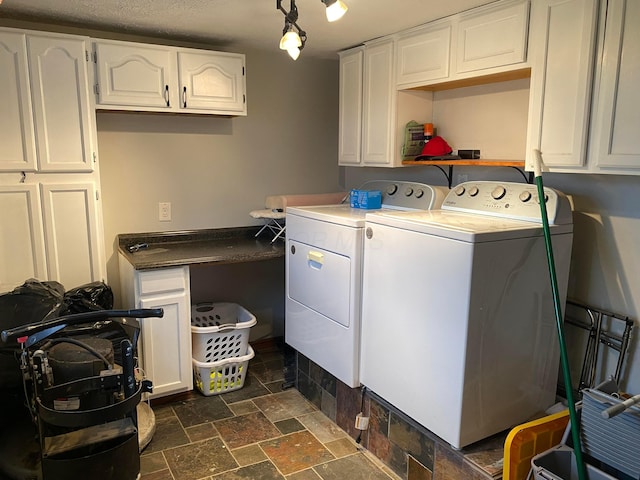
[[321, 0, 348, 22], [277, 0, 307, 60]]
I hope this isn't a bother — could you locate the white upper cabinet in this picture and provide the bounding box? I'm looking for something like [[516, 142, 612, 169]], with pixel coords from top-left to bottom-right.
[[338, 47, 363, 166], [177, 51, 246, 113], [0, 30, 95, 173], [394, 0, 529, 90], [396, 21, 451, 88], [526, 0, 598, 171], [590, 0, 640, 171], [362, 39, 396, 166], [94, 42, 175, 108], [0, 31, 37, 172], [28, 34, 95, 172], [454, 0, 529, 75], [339, 41, 432, 168], [93, 40, 247, 116]]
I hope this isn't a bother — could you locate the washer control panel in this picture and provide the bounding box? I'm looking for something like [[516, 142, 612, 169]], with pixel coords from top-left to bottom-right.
[[443, 181, 572, 224], [358, 180, 448, 210]]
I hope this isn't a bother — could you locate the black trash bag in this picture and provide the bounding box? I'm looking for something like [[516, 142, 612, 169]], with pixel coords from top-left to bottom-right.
[[61, 281, 114, 315], [0, 279, 65, 391], [0, 279, 65, 334]]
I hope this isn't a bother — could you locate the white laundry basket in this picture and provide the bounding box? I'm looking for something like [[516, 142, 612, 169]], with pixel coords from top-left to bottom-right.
[[193, 346, 255, 396], [191, 302, 257, 363]]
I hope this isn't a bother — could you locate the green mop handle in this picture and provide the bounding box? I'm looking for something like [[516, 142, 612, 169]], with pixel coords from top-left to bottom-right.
[[533, 150, 588, 480]]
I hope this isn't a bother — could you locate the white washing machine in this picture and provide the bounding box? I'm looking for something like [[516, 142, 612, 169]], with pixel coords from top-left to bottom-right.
[[286, 181, 447, 388], [360, 181, 574, 449]]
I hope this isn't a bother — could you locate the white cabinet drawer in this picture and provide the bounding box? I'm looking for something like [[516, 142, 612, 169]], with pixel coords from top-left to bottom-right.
[[138, 266, 188, 295]]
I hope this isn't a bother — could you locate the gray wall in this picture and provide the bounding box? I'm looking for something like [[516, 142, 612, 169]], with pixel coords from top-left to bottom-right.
[[97, 48, 341, 298]]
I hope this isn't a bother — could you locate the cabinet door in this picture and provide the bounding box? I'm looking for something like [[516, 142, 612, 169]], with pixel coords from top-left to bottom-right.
[[0, 183, 46, 293], [27, 35, 95, 172], [455, 0, 529, 75], [362, 40, 395, 166], [94, 42, 175, 109], [40, 182, 103, 288], [0, 31, 37, 172], [137, 267, 192, 398], [525, 0, 598, 170], [591, 0, 640, 170], [338, 48, 363, 166], [177, 51, 246, 114], [396, 23, 451, 87]]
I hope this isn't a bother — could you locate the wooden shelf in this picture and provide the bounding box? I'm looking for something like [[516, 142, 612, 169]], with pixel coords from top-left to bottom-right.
[[401, 159, 531, 187], [402, 159, 525, 167], [406, 68, 531, 92]]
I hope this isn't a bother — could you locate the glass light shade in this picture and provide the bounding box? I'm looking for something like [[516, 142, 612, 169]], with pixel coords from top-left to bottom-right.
[[287, 47, 301, 60], [279, 30, 302, 50], [325, 1, 348, 22]]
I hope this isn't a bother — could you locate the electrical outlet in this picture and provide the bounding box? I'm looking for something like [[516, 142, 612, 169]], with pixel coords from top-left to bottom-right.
[[159, 202, 171, 221]]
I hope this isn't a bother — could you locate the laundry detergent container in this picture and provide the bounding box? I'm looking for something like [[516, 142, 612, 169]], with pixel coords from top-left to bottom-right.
[[191, 302, 256, 396]]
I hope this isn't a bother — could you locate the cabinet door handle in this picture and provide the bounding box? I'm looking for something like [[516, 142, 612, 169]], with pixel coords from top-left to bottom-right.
[[182, 86, 187, 108], [164, 85, 170, 107]]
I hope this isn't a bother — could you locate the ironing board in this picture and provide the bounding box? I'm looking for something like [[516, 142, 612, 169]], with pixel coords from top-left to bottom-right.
[[250, 192, 347, 243]]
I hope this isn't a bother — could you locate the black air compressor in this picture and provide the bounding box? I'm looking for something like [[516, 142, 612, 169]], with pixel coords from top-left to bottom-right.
[[1, 308, 162, 480]]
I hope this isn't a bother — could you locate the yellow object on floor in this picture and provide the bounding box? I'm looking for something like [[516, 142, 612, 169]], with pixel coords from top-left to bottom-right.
[[502, 409, 570, 480]]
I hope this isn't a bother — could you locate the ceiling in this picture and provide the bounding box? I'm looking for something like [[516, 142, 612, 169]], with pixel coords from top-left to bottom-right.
[[0, 0, 495, 59]]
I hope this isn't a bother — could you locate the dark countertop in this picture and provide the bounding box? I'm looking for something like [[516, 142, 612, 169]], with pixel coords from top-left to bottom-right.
[[118, 226, 285, 270]]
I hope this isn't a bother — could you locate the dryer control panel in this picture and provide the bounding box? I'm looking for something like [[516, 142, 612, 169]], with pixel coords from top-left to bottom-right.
[[442, 181, 572, 225]]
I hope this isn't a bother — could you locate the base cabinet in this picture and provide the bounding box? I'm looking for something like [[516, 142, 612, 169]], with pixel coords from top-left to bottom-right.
[[118, 260, 193, 399], [0, 183, 46, 292], [0, 179, 104, 293]]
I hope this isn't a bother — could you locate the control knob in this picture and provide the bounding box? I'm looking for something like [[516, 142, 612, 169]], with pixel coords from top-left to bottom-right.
[[404, 187, 413, 197], [468, 186, 479, 197], [387, 184, 398, 195], [519, 191, 532, 202], [491, 186, 506, 200], [454, 186, 465, 196], [415, 189, 424, 198], [535, 194, 549, 204]]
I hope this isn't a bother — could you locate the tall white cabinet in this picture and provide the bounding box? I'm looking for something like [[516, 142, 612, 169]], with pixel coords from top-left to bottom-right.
[[526, 0, 640, 173], [338, 39, 432, 168], [525, 0, 598, 170], [0, 28, 104, 293], [590, 0, 640, 170]]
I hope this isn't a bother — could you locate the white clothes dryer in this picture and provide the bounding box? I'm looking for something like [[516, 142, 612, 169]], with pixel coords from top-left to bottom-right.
[[360, 181, 574, 449], [285, 181, 447, 388]]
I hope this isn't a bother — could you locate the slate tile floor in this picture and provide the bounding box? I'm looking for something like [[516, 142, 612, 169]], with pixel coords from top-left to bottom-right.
[[140, 343, 400, 480]]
